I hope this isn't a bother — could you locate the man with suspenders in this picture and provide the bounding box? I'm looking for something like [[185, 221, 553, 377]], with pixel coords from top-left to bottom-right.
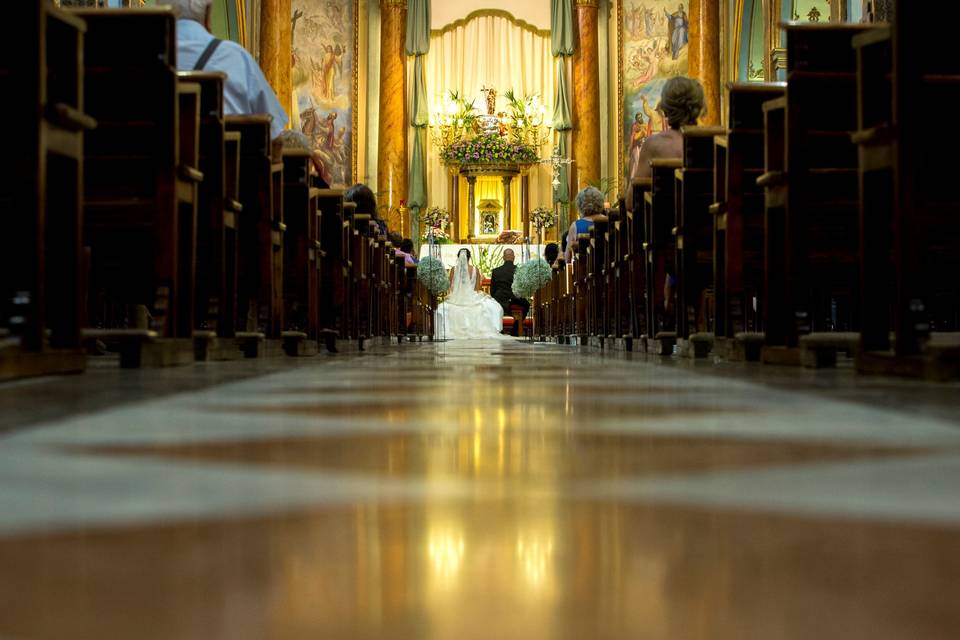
[[169, 0, 288, 139]]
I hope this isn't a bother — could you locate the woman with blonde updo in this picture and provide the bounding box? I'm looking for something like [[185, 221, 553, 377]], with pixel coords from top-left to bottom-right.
[[630, 76, 705, 181]]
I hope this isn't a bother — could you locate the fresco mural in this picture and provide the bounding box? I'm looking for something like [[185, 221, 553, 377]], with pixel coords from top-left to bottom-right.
[[619, 0, 690, 183], [291, 0, 357, 187]]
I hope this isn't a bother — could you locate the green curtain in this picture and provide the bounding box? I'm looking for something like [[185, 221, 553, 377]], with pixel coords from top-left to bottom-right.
[[551, 0, 574, 56], [551, 0, 573, 231], [406, 0, 430, 247]]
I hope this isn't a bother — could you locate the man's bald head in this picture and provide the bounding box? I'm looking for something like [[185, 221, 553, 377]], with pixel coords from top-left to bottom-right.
[[503, 249, 515, 262]]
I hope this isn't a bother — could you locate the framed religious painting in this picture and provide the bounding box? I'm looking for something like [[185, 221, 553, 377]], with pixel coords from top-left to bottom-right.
[[291, 0, 359, 187], [617, 0, 690, 190]]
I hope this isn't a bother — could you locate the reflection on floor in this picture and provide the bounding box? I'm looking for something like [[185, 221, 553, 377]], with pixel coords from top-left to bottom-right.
[[1, 340, 960, 639]]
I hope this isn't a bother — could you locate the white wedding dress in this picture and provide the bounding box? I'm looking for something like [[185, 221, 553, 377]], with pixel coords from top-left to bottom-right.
[[435, 254, 507, 340]]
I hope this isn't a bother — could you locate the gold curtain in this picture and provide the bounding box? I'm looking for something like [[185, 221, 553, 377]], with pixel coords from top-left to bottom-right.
[[422, 12, 556, 229]]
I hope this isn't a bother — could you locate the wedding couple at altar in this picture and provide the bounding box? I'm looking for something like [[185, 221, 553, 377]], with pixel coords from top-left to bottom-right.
[[435, 248, 527, 340]]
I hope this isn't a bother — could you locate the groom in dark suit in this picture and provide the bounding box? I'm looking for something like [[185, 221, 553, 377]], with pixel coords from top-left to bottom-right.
[[490, 249, 530, 335]]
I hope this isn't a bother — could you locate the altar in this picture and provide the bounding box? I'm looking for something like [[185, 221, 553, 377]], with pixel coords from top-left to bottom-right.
[[419, 243, 546, 270]]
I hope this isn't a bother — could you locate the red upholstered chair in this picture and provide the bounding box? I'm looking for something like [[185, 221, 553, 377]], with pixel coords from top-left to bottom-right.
[[508, 303, 533, 337]]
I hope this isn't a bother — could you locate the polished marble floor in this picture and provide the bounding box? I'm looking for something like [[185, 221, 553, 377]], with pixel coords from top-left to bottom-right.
[[1, 341, 960, 639]]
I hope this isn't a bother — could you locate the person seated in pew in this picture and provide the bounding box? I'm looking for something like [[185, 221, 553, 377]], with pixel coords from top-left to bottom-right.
[[398, 239, 418, 266], [544, 242, 560, 267], [169, 0, 288, 140], [490, 249, 530, 336], [564, 186, 608, 264], [276, 129, 328, 179], [630, 76, 705, 181], [344, 184, 388, 236]]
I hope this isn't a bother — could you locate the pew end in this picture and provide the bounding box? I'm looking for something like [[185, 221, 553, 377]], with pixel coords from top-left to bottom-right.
[[82, 329, 192, 369]]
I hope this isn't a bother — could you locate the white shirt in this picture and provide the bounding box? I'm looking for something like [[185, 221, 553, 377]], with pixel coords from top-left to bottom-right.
[[176, 19, 288, 139]]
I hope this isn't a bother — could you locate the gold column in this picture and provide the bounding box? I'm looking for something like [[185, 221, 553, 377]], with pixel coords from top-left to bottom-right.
[[689, 0, 720, 126], [259, 0, 292, 118], [572, 0, 601, 195], [378, 0, 408, 232]]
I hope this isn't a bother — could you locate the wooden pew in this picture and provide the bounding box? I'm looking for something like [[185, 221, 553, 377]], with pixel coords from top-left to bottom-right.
[[347, 214, 371, 345], [675, 125, 726, 357], [225, 115, 283, 354], [644, 158, 682, 355], [316, 188, 346, 351], [627, 178, 653, 345], [177, 71, 244, 361], [587, 220, 608, 345], [77, 8, 201, 367], [1, 2, 91, 380], [279, 149, 320, 356], [761, 23, 871, 368], [713, 83, 784, 361], [573, 232, 590, 341], [855, 5, 960, 379], [390, 255, 406, 341], [559, 258, 573, 341]]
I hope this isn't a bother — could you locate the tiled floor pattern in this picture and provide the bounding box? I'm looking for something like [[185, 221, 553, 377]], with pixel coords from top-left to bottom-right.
[[1, 340, 960, 639]]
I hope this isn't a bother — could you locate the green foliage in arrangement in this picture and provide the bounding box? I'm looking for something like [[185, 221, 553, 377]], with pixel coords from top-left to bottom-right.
[[473, 245, 505, 277]]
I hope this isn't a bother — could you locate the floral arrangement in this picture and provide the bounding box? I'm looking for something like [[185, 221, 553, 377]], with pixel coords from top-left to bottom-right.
[[416, 256, 450, 295], [420, 227, 452, 245], [440, 134, 539, 166], [530, 207, 557, 230], [512, 258, 553, 300], [420, 206, 451, 244], [421, 205, 450, 230]]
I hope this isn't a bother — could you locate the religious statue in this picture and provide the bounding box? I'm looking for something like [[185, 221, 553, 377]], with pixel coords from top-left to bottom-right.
[[481, 86, 497, 116]]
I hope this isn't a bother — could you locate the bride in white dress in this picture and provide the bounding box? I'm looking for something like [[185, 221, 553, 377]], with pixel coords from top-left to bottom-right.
[[435, 248, 507, 339]]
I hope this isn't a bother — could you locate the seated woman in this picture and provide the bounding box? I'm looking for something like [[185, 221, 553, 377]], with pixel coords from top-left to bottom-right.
[[435, 248, 508, 340], [623, 77, 705, 212], [630, 76, 705, 181], [398, 238, 418, 265], [564, 186, 608, 264], [344, 183, 388, 236], [544, 242, 559, 267]]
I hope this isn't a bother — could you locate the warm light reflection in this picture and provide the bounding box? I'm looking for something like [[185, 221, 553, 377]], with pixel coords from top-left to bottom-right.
[[516, 533, 555, 589], [427, 527, 465, 582]]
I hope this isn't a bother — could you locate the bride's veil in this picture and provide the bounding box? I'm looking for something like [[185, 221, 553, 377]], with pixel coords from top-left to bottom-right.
[[448, 249, 475, 303]]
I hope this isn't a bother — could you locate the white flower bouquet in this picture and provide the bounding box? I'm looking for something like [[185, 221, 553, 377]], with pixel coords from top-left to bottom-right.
[[512, 258, 552, 299], [416, 256, 450, 295]]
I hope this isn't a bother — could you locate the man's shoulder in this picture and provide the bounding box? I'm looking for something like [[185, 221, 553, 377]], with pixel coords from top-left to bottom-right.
[[214, 39, 255, 63]]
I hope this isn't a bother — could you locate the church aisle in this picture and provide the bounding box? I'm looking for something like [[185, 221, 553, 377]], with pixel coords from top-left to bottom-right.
[[1, 341, 960, 639]]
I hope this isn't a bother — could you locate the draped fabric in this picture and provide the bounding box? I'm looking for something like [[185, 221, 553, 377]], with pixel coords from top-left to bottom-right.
[[551, 0, 574, 224], [551, 0, 574, 56], [423, 13, 555, 222], [405, 0, 431, 56], [406, 0, 431, 244]]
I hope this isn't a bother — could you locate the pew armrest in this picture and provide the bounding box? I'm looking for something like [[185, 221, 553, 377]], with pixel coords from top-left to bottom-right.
[[226, 199, 244, 213], [851, 125, 892, 147], [49, 103, 97, 132], [178, 165, 204, 183], [756, 171, 786, 188]]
